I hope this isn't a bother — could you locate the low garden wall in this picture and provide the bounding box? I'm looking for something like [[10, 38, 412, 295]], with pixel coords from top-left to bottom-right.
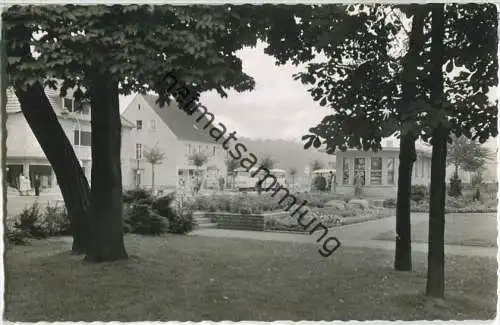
[[202, 211, 290, 231], [195, 205, 395, 233]]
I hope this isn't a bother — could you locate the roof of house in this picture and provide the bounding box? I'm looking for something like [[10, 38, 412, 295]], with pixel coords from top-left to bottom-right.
[[142, 94, 218, 144], [329, 137, 432, 157], [6, 87, 135, 129]]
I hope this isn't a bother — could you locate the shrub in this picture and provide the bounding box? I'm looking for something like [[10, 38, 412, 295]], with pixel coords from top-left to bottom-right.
[[169, 211, 194, 234], [14, 203, 49, 239], [124, 203, 169, 235], [42, 202, 71, 236], [5, 226, 30, 246], [152, 194, 194, 234], [123, 188, 154, 204], [411, 185, 428, 203], [383, 198, 397, 208], [448, 172, 462, 197], [313, 176, 327, 191]]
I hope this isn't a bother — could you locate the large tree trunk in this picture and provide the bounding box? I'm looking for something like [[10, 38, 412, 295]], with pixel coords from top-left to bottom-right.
[[394, 5, 428, 271], [14, 83, 91, 254], [84, 74, 127, 262], [6, 27, 90, 254], [426, 3, 447, 298], [394, 135, 416, 270]]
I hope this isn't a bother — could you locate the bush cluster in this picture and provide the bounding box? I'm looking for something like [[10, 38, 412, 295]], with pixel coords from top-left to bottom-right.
[[5, 202, 70, 246], [411, 185, 429, 203], [123, 189, 194, 235], [410, 191, 497, 213]]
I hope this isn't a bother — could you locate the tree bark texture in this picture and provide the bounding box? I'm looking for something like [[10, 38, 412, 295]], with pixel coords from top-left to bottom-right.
[[426, 3, 447, 298], [84, 75, 128, 262], [394, 5, 428, 271]]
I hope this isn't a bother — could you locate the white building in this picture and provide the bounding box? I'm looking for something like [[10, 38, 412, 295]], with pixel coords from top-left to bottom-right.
[[121, 94, 227, 192], [5, 86, 136, 194], [334, 138, 433, 198]]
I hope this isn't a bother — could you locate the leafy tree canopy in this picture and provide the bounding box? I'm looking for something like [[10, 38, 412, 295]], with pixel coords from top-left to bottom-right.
[[259, 4, 498, 153], [144, 145, 165, 165], [447, 135, 492, 172], [3, 4, 262, 102]]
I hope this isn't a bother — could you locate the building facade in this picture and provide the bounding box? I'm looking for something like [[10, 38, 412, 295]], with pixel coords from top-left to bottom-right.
[[121, 94, 227, 193], [334, 140, 433, 198], [5, 86, 136, 194]]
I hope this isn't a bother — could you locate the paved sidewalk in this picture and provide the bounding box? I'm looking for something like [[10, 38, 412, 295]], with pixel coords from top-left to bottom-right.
[[190, 228, 497, 258]]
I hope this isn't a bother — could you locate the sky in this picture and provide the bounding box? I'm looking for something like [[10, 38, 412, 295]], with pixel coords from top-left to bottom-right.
[[119, 42, 498, 150], [119, 42, 328, 142]]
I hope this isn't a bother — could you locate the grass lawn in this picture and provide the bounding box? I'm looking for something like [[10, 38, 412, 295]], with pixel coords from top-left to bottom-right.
[[5, 234, 497, 321], [374, 213, 497, 247]]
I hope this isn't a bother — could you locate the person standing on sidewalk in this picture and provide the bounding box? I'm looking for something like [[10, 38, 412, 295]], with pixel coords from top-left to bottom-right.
[[34, 174, 41, 197]]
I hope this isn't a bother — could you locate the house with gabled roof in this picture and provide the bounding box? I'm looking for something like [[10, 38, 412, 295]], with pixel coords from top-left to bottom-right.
[[5, 86, 136, 194], [121, 94, 227, 192]]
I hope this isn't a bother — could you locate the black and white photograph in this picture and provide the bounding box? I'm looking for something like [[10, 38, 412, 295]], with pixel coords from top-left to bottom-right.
[[1, 2, 498, 322]]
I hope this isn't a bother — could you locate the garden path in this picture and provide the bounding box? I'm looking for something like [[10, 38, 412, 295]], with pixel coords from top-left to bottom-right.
[[191, 212, 497, 258]]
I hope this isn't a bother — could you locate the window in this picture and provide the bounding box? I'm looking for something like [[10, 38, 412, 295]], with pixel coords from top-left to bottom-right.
[[354, 158, 366, 185], [63, 98, 74, 112], [80, 131, 91, 146], [149, 119, 156, 131], [136, 120, 143, 130], [138, 104, 141, 110], [136, 144, 142, 159], [73, 130, 91, 146], [387, 158, 395, 185], [342, 158, 349, 185], [370, 157, 382, 185]]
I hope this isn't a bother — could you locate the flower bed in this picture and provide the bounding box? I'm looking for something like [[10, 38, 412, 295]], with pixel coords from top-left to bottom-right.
[[409, 195, 497, 213], [184, 192, 356, 214], [264, 206, 394, 232]]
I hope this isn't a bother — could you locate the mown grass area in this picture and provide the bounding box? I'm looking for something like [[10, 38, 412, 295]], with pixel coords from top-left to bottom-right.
[[374, 213, 498, 247], [5, 234, 497, 321]]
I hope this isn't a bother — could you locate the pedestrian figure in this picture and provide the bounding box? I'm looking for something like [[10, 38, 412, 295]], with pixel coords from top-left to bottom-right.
[[34, 174, 41, 196], [328, 171, 334, 191]]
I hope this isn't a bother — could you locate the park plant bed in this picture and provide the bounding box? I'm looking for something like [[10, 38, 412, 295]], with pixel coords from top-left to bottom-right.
[[196, 206, 395, 233], [392, 185, 499, 214], [409, 196, 497, 214], [184, 192, 358, 214], [265, 207, 395, 233]]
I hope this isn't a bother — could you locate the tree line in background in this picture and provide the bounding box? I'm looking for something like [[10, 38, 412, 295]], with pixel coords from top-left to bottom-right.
[[2, 4, 497, 300]]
